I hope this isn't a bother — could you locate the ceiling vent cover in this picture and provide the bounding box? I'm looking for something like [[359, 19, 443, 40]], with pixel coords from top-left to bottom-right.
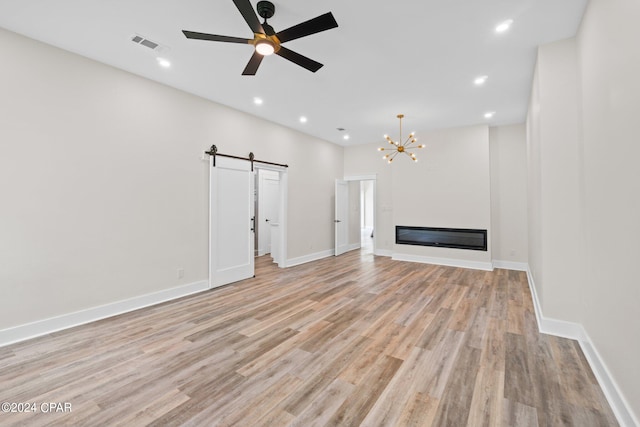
[[131, 34, 164, 52]]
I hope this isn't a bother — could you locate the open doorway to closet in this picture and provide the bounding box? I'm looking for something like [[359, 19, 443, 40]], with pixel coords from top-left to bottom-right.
[[255, 168, 280, 263]]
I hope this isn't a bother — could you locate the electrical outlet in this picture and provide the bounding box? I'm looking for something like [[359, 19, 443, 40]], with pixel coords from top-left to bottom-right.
[[177, 268, 184, 279]]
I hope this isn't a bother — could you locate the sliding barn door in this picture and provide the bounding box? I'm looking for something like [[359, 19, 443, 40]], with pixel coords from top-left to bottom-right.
[[210, 156, 255, 288]]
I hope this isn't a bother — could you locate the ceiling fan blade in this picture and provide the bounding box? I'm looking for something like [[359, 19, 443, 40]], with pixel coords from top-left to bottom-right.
[[276, 12, 338, 43], [182, 30, 250, 44], [232, 0, 264, 34], [276, 46, 323, 72], [242, 51, 265, 75]]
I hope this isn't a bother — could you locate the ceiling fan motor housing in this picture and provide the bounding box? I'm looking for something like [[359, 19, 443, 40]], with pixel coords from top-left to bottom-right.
[[257, 1, 275, 20]]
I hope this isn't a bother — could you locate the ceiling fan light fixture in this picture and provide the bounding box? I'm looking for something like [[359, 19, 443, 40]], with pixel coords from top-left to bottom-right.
[[255, 39, 275, 56]]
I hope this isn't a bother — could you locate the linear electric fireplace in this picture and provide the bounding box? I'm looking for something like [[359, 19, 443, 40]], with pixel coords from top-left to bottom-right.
[[395, 226, 487, 251]]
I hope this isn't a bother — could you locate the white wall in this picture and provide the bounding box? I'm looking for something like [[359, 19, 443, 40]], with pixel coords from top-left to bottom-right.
[[345, 125, 493, 268], [527, 38, 584, 322], [489, 124, 528, 267], [527, 65, 545, 307], [0, 28, 343, 331], [392, 125, 492, 267], [527, 0, 640, 422], [577, 0, 640, 420]]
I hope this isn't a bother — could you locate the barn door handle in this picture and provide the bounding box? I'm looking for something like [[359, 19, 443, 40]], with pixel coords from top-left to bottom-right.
[[251, 216, 255, 232], [334, 220, 341, 223]]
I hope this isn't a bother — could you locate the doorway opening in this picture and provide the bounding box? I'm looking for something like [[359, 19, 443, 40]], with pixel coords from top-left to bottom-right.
[[334, 175, 377, 256], [360, 180, 375, 255]]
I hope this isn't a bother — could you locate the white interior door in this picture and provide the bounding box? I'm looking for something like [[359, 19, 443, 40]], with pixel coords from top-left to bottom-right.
[[210, 156, 255, 288], [335, 179, 349, 256], [258, 170, 280, 255]]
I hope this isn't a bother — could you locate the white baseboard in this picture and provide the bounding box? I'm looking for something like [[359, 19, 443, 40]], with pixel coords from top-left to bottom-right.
[[392, 253, 494, 271], [345, 243, 361, 252], [492, 260, 528, 271], [578, 333, 639, 427], [374, 249, 392, 257], [525, 267, 638, 427], [286, 249, 334, 267], [0, 280, 209, 347]]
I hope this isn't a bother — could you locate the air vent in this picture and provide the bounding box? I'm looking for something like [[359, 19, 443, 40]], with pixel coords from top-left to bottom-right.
[[140, 39, 158, 49], [131, 34, 165, 53]]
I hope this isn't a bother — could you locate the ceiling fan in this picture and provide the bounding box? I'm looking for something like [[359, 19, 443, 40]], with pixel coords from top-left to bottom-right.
[[182, 0, 338, 75]]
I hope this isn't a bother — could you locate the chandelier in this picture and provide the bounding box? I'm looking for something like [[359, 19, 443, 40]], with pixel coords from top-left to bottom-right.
[[378, 114, 425, 163]]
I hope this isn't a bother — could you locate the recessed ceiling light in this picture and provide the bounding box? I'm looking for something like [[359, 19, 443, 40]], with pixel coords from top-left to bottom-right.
[[495, 19, 514, 33], [343, 135, 350, 140], [156, 57, 171, 68], [253, 97, 263, 105], [474, 75, 488, 86], [299, 116, 308, 123], [484, 111, 496, 119]]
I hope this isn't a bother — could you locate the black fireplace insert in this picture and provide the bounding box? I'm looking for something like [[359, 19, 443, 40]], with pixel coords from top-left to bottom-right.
[[395, 226, 487, 251]]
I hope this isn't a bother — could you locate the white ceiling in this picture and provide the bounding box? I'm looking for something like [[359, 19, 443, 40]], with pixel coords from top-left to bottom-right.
[[0, 0, 587, 147]]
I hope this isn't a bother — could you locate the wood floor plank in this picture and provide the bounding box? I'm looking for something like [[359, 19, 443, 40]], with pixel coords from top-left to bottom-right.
[[467, 367, 505, 427], [0, 252, 618, 426], [287, 378, 354, 427], [431, 344, 482, 425], [395, 392, 439, 427], [326, 355, 403, 426]]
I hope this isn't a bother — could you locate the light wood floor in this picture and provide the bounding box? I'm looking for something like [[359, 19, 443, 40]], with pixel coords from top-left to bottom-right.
[[0, 251, 617, 426]]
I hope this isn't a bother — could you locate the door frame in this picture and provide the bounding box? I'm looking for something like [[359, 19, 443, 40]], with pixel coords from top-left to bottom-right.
[[343, 174, 377, 255]]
